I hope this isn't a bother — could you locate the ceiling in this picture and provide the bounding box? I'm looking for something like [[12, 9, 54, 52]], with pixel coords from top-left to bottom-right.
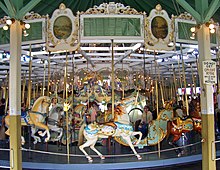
[[0, 0, 219, 90]]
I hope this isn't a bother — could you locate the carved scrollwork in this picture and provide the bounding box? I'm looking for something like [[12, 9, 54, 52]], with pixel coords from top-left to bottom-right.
[[145, 4, 175, 51], [46, 3, 80, 52], [80, 2, 142, 15]]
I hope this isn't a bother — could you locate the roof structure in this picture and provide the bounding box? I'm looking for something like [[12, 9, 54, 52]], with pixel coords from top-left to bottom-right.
[[0, 0, 219, 92]]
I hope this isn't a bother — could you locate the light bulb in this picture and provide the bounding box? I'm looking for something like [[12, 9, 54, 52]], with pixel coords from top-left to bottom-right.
[[6, 19, 12, 25], [190, 27, 196, 33], [23, 30, 29, 37], [3, 25, 9, 30], [209, 24, 215, 29], [25, 23, 30, 29], [210, 28, 215, 34]]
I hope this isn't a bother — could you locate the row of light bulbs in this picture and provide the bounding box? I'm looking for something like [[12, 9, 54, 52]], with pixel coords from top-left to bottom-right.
[[190, 22, 216, 39], [2, 18, 31, 37]]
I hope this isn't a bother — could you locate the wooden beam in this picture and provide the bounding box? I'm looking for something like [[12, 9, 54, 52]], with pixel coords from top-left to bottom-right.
[[17, 0, 42, 19], [3, 0, 16, 18], [204, 0, 220, 22], [176, 0, 202, 23], [0, 2, 10, 16], [11, 0, 23, 12]]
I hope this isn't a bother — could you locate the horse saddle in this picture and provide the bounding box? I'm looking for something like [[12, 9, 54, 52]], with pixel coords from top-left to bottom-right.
[[85, 122, 116, 136], [21, 111, 30, 125]]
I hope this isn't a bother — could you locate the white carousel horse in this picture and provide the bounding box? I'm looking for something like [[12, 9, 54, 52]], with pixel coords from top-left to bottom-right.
[[79, 98, 143, 162], [5, 96, 51, 144], [39, 104, 64, 142]]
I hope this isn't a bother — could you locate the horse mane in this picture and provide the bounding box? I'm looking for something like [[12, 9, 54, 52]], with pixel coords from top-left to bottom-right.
[[114, 105, 126, 122], [49, 104, 63, 117], [32, 96, 50, 111]]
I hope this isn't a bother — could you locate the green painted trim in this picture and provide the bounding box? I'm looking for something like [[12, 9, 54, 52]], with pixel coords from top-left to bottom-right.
[[204, 0, 220, 22], [11, 0, 23, 12], [17, 0, 42, 19], [3, 0, 16, 18], [0, 2, 10, 16], [176, 0, 202, 23], [195, 0, 208, 18]]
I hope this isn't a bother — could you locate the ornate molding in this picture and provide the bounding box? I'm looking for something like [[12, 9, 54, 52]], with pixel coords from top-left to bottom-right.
[[0, 12, 45, 24], [46, 3, 80, 52], [144, 4, 175, 51], [176, 12, 195, 21], [80, 2, 142, 15]]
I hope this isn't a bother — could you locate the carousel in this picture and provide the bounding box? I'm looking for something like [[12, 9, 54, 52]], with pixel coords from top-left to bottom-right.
[[0, 1, 219, 170]]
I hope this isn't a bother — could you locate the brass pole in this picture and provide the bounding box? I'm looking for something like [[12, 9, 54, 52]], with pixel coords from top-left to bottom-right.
[[154, 51, 160, 158], [64, 51, 70, 163], [156, 60, 164, 105], [4, 73, 9, 113], [177, 54, 184, 102], [21, 71, 26, 103], [36, 82, 39, 98], [47, 52, 51, 97], [172, 64, 177, 101], [180, 44, 189, 116], [190, 63, 196, 97], [26, 44, 32, 109], [55, 83, 58, 98], [71, 55, 75, 105], [111, 39, 115, 119], [42, 60, 46, 96], [155, 79, 160, 158], [32, 84, 35, 100], [63, 53, 67, 100]]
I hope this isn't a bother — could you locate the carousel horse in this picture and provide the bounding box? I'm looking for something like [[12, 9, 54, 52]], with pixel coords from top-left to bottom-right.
[[166, 100, 202, 157], [41, 104, 64, 142], [79, 97, 143, 162], [5, 96, 51, 144], [114, 101, 174, 147], [189, 98, 202, 133]]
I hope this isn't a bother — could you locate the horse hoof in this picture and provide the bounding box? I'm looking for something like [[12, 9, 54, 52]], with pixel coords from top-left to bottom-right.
[[87, 156, 93, 162], [33, 141, 37, 145], [177, 153, 181, 157], [38, 131, 43, 137], [100, 155, 105, 160], [136, 155, 142, 160]]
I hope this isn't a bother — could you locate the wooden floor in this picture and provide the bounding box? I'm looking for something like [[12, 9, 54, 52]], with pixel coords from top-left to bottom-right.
[[0, 131, 219, 169]]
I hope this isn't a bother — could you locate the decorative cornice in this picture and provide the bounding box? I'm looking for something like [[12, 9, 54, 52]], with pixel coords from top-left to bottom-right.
[[80, 2, 142, 15]]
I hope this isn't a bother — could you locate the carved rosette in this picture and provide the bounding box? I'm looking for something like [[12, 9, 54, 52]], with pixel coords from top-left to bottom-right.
[[46, 3, 80, 52], [144, 4, 175, 51]]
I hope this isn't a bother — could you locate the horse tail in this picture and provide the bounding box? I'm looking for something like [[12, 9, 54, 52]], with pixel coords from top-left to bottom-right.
[[78, 122, 86, 146]]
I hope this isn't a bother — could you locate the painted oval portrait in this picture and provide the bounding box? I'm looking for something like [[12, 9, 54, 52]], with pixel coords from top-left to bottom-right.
[[53, 16, 72, 39], [151, 16, 168, 39]]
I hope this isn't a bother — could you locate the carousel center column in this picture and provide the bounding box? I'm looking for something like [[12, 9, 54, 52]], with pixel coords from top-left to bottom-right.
[[198, 24, 216, 170], [9, 20, 22, 170]]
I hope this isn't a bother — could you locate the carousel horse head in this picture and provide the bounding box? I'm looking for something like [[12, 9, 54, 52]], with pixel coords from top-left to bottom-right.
[[47, 104, 65, 141], [189, 97, 201, 118], [163, 100, 173, 110], [32, 96, 51, 113]]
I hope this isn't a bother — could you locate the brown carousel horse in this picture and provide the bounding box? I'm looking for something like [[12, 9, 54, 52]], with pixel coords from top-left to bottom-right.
[[167, 98, 202, 156], [5, 96, 51, 144]]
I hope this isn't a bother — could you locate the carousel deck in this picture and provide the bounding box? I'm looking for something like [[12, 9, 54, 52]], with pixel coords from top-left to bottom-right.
[[1, 133, 220, 170]]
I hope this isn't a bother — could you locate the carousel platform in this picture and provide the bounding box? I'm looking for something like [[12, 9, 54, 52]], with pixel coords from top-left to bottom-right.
[[1, 134, 220, 170]]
